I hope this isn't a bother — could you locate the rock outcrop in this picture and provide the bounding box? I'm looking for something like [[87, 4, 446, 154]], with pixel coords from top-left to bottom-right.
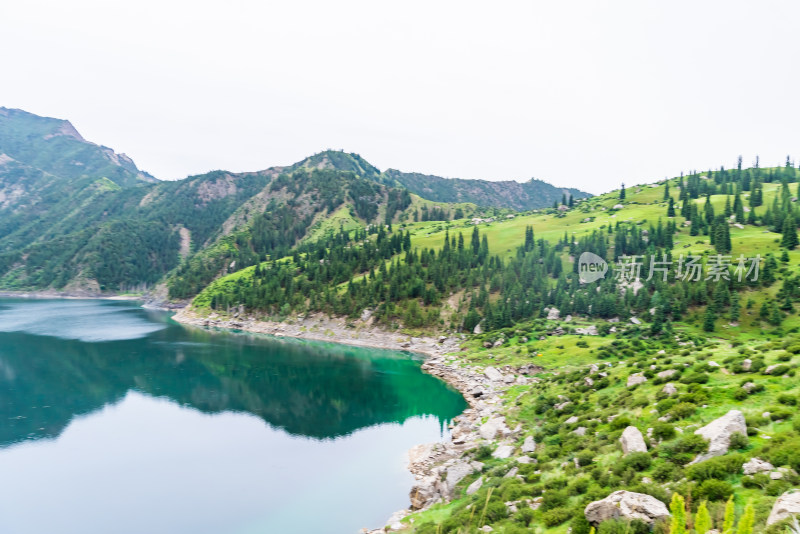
[[692, 410, 747, 463], [620, 426, 648, 455], [767, 489, 800, 525], [585, 491, 670, 525]]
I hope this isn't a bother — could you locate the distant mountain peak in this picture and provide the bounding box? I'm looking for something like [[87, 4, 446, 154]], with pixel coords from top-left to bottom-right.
[[291, 150, 381, 179], [0, 107, 155, 186]]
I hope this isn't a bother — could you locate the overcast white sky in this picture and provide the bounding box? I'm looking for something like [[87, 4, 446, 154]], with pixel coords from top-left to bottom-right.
[[1, 1, 798, 193]]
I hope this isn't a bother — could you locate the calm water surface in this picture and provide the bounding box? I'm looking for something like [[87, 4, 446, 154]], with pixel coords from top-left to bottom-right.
[[0, 299, 466, 534]]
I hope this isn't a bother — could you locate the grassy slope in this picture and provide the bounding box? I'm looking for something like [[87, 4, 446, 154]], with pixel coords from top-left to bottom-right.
[[396, 173, 800, 533]]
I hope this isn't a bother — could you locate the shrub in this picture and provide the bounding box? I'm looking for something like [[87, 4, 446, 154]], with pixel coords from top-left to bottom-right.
[[730, 432, 749, 450], [669, 402, 697, 420], [652, 422, 676, 440], [623, 452, 653, 471], [541, 507, 572, 527], [540, 489, 568, 511], [786, 343, 800, 354], [732, 389, 749, 400], [680, 372, 710, 384], [513, 507, 535, 526], [610, 416, 633, 431], [598, 519, 650, 534], [474, 445, 493, 460], [766, 479, 792, 496], [577, 450, 594, 467], [778, 394, 798, 406], [695, 479, 734, 501], [765, 364, 790, 376], [571, 513, 592, 534], [687, 454, 744, 481], [652, 461, 678, 482], [568, 477, 591, 495], [672, 434, 709, 455], [768, 406, 794, 420]]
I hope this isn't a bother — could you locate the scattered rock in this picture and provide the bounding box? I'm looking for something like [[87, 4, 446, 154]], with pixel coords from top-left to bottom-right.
[[575, 325, 599, 335], [742, 359, 752, 371], [584, 376, 595, 387], [627, 373, 647, 387], [692, 410, 747, 463], [466, 477, 483, 495], [484, 366, 503, 382], [573, 427, 588, 436], [741, 382, 757, 393], [770, 471, 784, 480], [657, 369, 678, 379], [521, 436, 536, 453], [743, 457, 774, 475], [662, 383, 678, 396], [767, 489, 800, 526], [565, 416, 579, 424], [554, 401, 572, 411], [479, 417, 509, 441], [630, 317, 642, 325], [492, 445, 514, 459], [620, 426, 648, 455], [504, 467, 519, 478], [584, 491, 670, 525]]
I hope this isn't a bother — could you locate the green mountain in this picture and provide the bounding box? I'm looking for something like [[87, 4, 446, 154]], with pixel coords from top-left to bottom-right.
[[0, 113, 482, 294], [384, 168, 591, 211], [285, 150, 592, 210]]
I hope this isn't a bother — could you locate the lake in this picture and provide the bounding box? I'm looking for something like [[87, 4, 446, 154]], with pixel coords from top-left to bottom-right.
[[0, 299, 466, 534]]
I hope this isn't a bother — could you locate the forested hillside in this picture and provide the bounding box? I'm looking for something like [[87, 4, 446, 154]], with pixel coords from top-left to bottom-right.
[[383, 169, 591, 211], [192, 159, 800, 534]]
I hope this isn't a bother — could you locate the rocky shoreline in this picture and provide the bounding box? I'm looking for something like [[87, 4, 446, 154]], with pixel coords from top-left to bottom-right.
[[172, 307, 542, 533]]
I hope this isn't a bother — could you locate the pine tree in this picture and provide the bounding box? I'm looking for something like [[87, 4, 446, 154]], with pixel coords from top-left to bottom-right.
[[782, 214, 798, 249], [695, 501, 712, 534], [667, 197, 676, 217], [722, 496, 735, 534], [669, 493, 686, 534], [664, 181, 670, 200], [703, 305, 717, 332], [730, 292, 740, 323], [619, 183, 626, 200], [735, 502, 754, 534]]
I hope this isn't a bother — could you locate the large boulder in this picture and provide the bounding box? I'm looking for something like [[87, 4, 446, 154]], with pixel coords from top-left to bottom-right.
[[620, 426, 648, 455], [767, 489, 800, 525], [585, 491, 670, 525], [692, 410, 747, 463], [484, 366, 503, 382], [479, 417, 509, 441], [521, 435, 536, 453], [743, 457, 774, 475], [492, 445, 514, 459], [547, 307, 560, 320]]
